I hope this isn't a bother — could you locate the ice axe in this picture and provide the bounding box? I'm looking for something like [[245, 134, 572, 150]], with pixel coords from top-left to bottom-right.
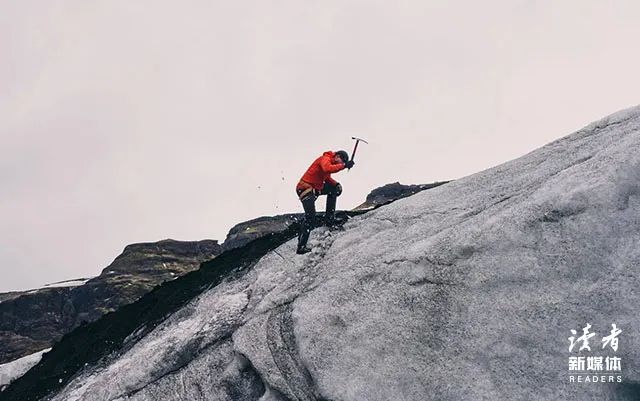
[[349, 136, 368, 170]]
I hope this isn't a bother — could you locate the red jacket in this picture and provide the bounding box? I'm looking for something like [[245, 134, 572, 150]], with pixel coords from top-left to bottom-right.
[[298, 151, 346, 190]]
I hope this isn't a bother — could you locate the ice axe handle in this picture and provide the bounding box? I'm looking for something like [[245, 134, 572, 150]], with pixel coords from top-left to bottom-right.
[[351, 141, 360, 163]]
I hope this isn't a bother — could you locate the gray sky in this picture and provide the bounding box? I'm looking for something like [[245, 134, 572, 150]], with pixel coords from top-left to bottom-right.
[[2, 0, 639, 292]]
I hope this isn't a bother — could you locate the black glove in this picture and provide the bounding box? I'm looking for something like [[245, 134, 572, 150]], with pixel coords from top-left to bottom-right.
[[345, 160, 355, 169]]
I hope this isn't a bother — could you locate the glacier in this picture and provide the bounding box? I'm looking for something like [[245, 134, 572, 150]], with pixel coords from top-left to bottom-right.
[[5, 106, 640, 401]]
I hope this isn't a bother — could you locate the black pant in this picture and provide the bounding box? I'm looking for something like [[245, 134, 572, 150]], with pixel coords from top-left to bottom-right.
[[296, 182, 342, 249]]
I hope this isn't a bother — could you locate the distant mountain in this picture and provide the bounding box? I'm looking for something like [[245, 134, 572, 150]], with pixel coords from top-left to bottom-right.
[[0, 239, 221, 365]]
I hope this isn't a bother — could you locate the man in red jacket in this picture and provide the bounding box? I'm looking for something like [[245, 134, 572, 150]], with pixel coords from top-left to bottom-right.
[[295, 150, 355, 254]]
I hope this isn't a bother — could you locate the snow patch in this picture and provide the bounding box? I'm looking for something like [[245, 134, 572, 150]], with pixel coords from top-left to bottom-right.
[[0, 349, 51, 390], [42, 278, 92, 288]]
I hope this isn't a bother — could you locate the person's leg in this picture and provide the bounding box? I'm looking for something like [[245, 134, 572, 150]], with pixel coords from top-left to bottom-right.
[[321, 182, 341, 225], [296, 188, 317, 253]]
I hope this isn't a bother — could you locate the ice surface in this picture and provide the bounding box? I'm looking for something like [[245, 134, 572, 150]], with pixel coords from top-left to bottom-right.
[[48, 106, 640, 401]]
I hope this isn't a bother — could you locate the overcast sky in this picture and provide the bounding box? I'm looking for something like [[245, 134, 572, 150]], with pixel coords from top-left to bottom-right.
[[1, 1, 639, 292]]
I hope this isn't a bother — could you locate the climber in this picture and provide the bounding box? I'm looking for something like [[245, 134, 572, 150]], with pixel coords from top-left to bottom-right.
[[295, 150, 354, 254]]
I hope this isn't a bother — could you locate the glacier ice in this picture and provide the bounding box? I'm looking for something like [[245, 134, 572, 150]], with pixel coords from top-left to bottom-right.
[[25, 106, 640, 401]]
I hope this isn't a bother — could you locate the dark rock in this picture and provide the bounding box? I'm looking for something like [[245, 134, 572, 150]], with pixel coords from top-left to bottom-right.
[[222, 214, 300, 251], [354, 181, 450, 210]]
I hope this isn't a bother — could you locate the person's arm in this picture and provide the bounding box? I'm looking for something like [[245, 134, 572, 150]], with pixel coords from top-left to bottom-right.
[[319, 156, 345, 174]]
